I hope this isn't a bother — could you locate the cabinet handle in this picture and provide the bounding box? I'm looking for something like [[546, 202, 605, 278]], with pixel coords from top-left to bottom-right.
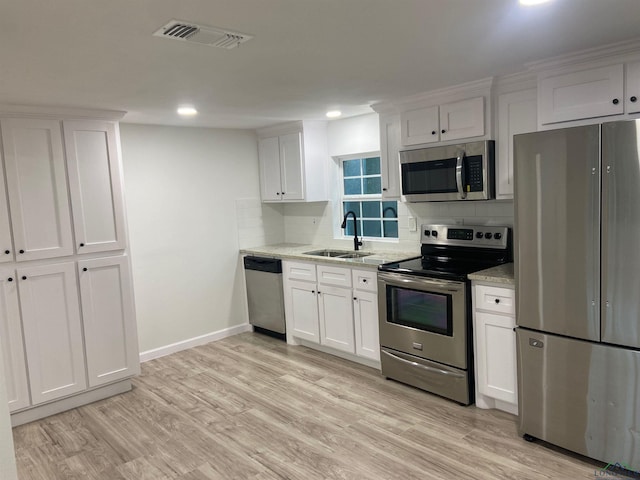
[[631, 96, 638, 103], [362, 279, 368, 283], [317, 291, 321, 295], [612, 98, 619, 105], [4, 250, 9, 255], [19, 249, 24, 254], [281, 192, 285, 195], [495, 298, 500, 304], [311, 290, 315, 294], [79, 243, 85, 247], [83, 267, 88, 272], [276, 192, 280, 195], [353, 297, 357, 301], [21, 276, 26, 280], [7, 277, 13, 282], [382, 187, 388, 191], [441, 129, 446, 134], [431, 130, 436, 135]]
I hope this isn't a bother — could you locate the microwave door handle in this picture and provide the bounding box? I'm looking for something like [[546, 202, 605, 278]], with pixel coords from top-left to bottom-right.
[[456, 150, 467, 199]]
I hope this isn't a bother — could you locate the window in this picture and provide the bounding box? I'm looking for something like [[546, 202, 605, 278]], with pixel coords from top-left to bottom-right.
[[341, 156, 398, 239]]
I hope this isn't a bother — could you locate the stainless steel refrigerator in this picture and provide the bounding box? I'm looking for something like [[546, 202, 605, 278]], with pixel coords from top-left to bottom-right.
[[514, 120, 640, 470]]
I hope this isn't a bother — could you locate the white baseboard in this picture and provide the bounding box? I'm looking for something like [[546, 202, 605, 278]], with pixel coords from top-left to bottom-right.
[[139, 323, 253, 363]]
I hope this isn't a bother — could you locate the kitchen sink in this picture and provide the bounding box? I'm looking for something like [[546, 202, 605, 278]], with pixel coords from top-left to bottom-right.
[[303, 249, 372, 259]]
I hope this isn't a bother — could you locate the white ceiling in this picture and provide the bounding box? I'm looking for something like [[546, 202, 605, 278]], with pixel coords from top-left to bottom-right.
[[2, 0, 640, 129]]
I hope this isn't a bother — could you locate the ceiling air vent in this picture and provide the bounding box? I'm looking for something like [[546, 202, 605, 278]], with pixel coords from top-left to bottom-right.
[[153, 20, 253, 49]]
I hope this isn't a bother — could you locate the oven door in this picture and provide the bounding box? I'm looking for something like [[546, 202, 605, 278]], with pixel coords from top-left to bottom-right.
[[378, 271, 468, 369]]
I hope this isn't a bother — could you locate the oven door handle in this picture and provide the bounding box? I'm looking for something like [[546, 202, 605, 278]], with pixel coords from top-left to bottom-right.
[[382, 350, 465, 378], [378, 273, 465, 293], [456, 149, 467, 199]]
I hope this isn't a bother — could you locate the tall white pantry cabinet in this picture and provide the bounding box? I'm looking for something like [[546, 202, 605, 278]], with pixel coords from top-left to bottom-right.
[[0, 110, 139, 426]]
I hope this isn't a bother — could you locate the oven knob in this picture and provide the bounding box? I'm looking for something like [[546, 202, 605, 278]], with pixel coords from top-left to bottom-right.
[[485, 232, 493, 239], [476, 232, 484, 238], [431, 230, 438, 238], [424, 230, 431, 236], [494, 232, 503, 240]]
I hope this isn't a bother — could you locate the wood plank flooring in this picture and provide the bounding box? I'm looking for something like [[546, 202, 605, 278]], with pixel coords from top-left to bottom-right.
[[13, 332, 604, 479]]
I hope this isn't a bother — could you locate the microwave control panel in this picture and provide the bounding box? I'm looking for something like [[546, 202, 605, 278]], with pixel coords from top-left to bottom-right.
[[465, 156, 484, 192]]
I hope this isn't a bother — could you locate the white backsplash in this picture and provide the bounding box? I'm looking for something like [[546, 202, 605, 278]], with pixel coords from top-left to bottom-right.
[[236, 198, 285, 249]]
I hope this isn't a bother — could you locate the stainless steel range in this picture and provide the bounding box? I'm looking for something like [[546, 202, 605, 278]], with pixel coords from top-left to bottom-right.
[[377, 224, 512, 405]]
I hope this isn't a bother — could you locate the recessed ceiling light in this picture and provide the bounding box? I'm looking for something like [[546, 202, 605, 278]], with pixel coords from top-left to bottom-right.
[[177, 106, 198, 116], [326, 110, 342, 118], [519, 0, 551, 5]]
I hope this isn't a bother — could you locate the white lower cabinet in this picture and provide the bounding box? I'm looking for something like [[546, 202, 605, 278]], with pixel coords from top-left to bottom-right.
[[18, 262, 87, 405], [0, 270, 30, 412], [78, 256, 139, 387], [472, 282, 517, 415], [283, 261, 380, 365]]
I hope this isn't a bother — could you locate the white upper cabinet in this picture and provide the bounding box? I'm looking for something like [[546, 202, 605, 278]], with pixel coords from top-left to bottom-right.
[[496, 89, 538, 199], [400, 105, 439, 145], [538, 64, 624, 124], [257, 121, 328, 203], [626, 61, 640, 114], [78, 256, 139, 387], [401, 96, 485, 146], [379, 113, 401, 198], [1, 118, 74, 261], [63, 120, 127, 254], [18, 262, 87, 405], [0, 270, 30, 412], [0, 154, 13, 264], [440, 97, 485, 141]]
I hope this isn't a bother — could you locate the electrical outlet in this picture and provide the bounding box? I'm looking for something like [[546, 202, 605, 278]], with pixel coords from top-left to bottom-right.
[[408, 216, 417, 232]]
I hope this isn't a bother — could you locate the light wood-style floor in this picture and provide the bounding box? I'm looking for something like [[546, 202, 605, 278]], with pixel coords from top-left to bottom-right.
[[13, 332, 603, 479]]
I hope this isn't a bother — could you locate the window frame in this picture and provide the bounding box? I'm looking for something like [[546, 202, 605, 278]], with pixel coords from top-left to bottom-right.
[[338, 153, 398, 241]]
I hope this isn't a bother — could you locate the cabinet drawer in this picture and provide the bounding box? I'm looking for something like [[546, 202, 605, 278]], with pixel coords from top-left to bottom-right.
[[317, 264, 352, 288], [475, 285, 515, 315], [352, 269, 377, 292], [283, 261, 316, 282]]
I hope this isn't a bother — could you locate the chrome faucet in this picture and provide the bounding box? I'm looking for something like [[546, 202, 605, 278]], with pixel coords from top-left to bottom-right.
[[341, 211, 363, 251]]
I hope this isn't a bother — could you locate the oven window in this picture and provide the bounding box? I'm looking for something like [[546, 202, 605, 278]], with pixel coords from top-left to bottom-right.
[[386, 285, 453, 336]]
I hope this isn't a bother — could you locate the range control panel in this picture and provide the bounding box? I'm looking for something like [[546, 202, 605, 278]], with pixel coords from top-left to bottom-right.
[[421, 224, 510, 249]]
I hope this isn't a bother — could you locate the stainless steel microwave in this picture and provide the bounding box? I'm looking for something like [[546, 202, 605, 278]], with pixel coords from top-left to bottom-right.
[[399, 140, 495, 202]]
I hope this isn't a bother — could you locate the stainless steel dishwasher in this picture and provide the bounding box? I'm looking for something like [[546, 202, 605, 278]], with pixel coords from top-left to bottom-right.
[[243, 256, 286, 338]]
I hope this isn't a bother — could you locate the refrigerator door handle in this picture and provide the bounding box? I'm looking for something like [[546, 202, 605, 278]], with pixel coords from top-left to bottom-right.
[[456, 150, 467, 199]]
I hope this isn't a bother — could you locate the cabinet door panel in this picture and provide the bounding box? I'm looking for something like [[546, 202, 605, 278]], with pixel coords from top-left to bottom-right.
[[379, 114, 401, 198], [440, 97, 485, 141], [279, 132, 304, 201], [476, 311, 517, 404], [18, 262, 86, 404], [79, 256, 139, 387], [626, 61, 640, 114], [258, 136, 282, 201], [0, 271, 30, 412], [64, 121, 126, 254], [353, 290, 379, 361], [318, 285, 354, 353], [1, 119, 73, 261], [539, 64, 624, 124], [0, 155, 13, 264], [286, 279, 319, 342], [497, 89, 537, 199], [400, 106, 439, 146]]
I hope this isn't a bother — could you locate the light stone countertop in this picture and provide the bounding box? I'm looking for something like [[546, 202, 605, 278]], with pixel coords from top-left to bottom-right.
[[240, 243, 420, 270], [468, 263, 515, 286]]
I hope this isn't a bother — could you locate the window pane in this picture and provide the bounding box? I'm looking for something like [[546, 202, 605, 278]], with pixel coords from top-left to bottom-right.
[[363, 177, 381, 194], [343, 159, 361, 177], [345, 219, 362, 236], [363, 157, 381, 175], [383, 220, 398, 238], [362, 201, 381, 218], [362, 220, 382, 237], [343, 201, 361, 217], [344, 178, 362, 195], [382, 201, 398, 218]]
